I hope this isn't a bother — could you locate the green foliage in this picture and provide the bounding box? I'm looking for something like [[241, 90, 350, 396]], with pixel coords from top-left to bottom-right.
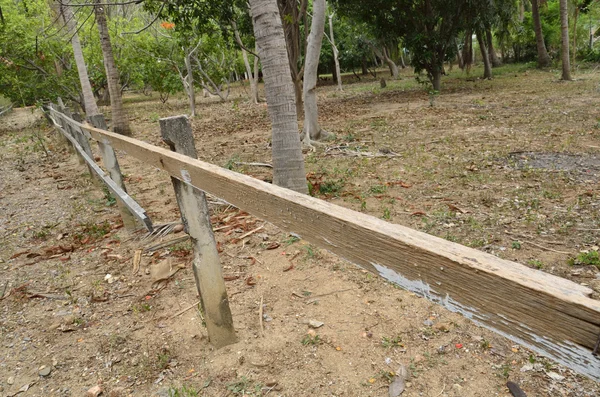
[[227, 376, 263, 396], [568, 251, 600, 268]]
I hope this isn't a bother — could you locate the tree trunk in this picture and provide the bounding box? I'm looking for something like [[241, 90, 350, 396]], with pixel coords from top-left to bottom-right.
[[94, 1, 130, 135], [399, 49, 406, 68], [530, 0, 551, 68], [184, 50, 196, 116], [303, 0, 327, 142], [328, 6, 342, 91], [572, 7, 579, 67], [361, 57, 368, 75], [61, 3, 99, 118], [278, 0, 303, 118], [560, 0, 572, 80], [477, 30, 493, 79], [462, 30, 473, 73], [233, 20, 259, 104], [486, 28, 501, 67], [382, 46, 399, 79], [432, 69, 442, 92], [456, 41, 464, 69], [250, 0, 307, 194]]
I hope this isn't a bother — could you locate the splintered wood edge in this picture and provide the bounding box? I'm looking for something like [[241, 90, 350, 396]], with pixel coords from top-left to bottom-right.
[[63, 112, 600, 381]]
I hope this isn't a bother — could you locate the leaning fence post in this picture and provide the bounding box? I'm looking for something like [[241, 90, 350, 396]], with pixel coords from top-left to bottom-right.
[[88, 114, 137, 231], [159, 115, 237, 348]]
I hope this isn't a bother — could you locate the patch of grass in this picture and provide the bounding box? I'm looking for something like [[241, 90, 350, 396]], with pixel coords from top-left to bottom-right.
[[511, 241, 522, 250], [369, 184, 387, 195], [227, 376, 263, 396], [382, 207, 391, 220], [224, 154, 240, 170], [568, 251, 600, 268], [380, 335, 403, 349], [157, 348, 171, 370], [528, 259, 544, 269], [102, 186, 116, 207], [168, 385, 200, 397], [283, 234, 300, 245], [75, 220, 112, 242], [303, 244, 320, 260], [301, 334, 321, 345]]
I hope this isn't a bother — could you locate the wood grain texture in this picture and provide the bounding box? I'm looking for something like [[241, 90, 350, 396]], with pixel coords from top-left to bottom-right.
[[64, 114, 600, 381]]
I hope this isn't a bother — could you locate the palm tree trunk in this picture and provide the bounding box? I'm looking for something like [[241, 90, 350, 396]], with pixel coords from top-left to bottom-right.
[[94, 0, 131, 135], [560, 0, 572, 80], [250, 0, 307, 194], [60, 3, 99, 117], [530, 0, 551, 68], [303, 0, 327, 141]]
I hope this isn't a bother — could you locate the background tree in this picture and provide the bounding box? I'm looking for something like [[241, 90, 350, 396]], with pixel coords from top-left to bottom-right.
[[530, 0, 552, 67], [302, 0, 327, 142], [560, 0, 572, 79], [94, 0, 131, 135], [250, 0, 307, 194], [59, 1, 100, 117]]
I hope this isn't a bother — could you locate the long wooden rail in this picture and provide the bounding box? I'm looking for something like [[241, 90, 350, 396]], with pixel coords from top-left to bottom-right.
[[50, 110, 600, 381]]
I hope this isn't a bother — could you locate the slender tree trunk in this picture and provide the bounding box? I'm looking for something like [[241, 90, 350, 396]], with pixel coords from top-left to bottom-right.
[[530, 0, 551, 68], [456, 40, 464, 69], [486, 28, 501, 67], [278, 0, 304, 118], [250, 0, 307, 194], [399, 49, 406, 68], [94, 1, 130, 135], [462, 30, 473, 73], [432, 69, 442, 92], [233, 20, 259, 104], [303, 0, 327, 141], [477, 30, 493, 79], [184, 50, 196, 116], [253, 48, 260, 99], [382, 46, 399, 79], [572, 7, 579, 67], [328, 6, 342, 91], [361, 57, 368, 75], [560, 0, 572, 80], [61, 3, 99, 117]]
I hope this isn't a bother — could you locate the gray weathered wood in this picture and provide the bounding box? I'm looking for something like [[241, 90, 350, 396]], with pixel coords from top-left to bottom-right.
[[159, 115, 237, 349], [47, 111, 152, 231], [88, 114, 137, 230], [64, 113, 600, 381]]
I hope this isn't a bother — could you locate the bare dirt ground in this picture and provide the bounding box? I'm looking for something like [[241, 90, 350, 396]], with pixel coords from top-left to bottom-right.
[[1, 65, 599, 397]]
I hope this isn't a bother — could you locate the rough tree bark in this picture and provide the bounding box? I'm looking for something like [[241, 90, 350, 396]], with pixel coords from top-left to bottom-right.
[[477, 30, 493, 79], [94, 0, 130, 135], [560, 0, 572, 80], [572, 5, 580, 67], [60, 2, 99, 117], [250, 0, 308, 194], [530, 0, 551, 68], [302, 0, 327, 142]]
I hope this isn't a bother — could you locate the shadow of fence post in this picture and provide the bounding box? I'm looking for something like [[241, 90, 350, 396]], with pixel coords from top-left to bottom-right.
[[159, 115, 237, 348]]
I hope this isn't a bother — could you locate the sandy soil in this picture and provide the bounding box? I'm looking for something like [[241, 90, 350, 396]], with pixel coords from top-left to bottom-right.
[[1, 65, 599, 397]]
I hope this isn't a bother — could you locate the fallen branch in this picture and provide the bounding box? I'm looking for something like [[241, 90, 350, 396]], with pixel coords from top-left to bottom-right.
[[143, 236, 190, 253], [168, 300, 201, 320], [235, 162, 273, 168], [259, 295, 264, 337], [523, 241, 571, 255]]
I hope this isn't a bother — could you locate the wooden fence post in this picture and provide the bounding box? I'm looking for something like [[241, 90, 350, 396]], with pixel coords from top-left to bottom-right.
[[159, 115, 237, 348], [88, 114, 137, 230]]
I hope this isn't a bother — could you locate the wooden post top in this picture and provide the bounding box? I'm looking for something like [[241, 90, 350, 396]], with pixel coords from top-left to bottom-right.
[[159, 116, 198, 159]]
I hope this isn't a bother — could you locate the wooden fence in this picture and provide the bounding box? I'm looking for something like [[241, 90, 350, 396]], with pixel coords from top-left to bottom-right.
[[45, 105, 600, 381], [0, 104, 13, 117]]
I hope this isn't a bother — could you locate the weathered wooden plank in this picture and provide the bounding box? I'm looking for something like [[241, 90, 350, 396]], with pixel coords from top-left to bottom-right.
[[159, 115, 237, 348], [69, 116, 600, 381], [47, 114, 152, 231], [87, 114, 137, 231]]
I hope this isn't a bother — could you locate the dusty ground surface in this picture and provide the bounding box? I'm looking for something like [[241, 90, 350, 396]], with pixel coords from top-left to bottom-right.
[[1, 65, 599, 397]]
